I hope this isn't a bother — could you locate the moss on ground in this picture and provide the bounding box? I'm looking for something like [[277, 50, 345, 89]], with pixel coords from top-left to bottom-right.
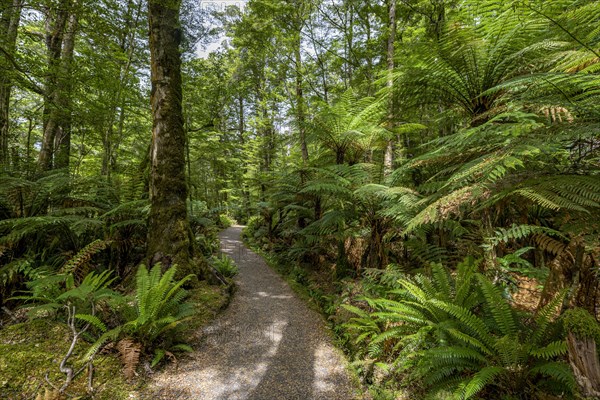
[[0, 280, 232, 399], [0, 318, 130, 399]]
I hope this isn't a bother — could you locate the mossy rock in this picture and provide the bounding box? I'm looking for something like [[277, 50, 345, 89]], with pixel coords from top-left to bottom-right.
[[0, 319, 131, 399]]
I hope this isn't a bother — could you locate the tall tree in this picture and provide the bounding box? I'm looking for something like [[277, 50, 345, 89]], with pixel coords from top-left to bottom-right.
[[38, 0, 76, 171], [287, 0, 310, 163], [383, 0, 396, 177], [146, 0, 194, 272], [100, 0, 144, 181], [52, 10, 77, 169], [0, 0, 23, 167]]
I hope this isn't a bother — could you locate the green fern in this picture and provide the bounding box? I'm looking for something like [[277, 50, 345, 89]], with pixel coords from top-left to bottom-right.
[[87, 264, 195, 360], [343, 259, 574, 398], [210, 254, 238, 278]]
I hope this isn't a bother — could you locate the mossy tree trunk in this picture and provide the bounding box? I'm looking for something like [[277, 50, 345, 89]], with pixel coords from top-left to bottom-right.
[[147, 0, 194, 273], [0, 0, 22, 167]]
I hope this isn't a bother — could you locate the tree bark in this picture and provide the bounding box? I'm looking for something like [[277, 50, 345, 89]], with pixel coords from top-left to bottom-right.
[[38, 0, 72, 171], [383, 0, 396, 179], [0, 0, 23, 167], [146, 0, 195, 274], [53, 11, 77, 170], [294, 36, 308, 163], [567, 332, 600, 398]]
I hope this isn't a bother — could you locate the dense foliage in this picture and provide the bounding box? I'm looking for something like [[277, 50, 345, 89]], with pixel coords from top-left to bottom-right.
[[1, 0, 599, 398]]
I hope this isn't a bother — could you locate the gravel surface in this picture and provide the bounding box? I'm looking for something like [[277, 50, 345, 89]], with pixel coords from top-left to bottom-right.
[[141, 225, 359, 400]]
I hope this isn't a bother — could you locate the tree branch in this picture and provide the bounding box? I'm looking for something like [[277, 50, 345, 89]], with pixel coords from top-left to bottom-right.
[[0, 44, 45, 95]]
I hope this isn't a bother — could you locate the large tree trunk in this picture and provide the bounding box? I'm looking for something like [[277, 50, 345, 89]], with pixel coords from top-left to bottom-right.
[[146, 0, 195, 274], [0, 0, 23, 167]]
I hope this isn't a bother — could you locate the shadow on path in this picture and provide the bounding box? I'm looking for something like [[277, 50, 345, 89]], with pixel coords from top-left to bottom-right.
[[142, 226, 357, 400]]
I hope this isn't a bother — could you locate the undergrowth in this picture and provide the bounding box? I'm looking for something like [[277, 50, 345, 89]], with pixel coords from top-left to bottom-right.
[[242, 226, 581, 400]]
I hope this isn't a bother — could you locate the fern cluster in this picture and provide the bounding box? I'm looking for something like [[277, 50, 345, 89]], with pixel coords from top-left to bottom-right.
[[343, 259, 574, 399], [87, 264, 194, 368], [0, 170, 152, 307], [210, 254, 238, 278]]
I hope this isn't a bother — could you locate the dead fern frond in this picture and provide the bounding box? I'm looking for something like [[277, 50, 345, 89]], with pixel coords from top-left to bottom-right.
[[116, 338, 142, 380], [534, 234, 570, 257]]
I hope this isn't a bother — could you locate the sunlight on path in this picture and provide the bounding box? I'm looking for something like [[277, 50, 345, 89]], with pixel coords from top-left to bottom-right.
[[140, 225, 358, 400]]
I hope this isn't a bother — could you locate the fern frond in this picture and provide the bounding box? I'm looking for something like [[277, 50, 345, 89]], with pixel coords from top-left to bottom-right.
[[428, 299, 494, 349], [528, 361, 576, 391], [530, 340, 568, 360], [456, 366, 505, 400], [75, 314, 107, 332], [485, 223, 566, 248], [424, 346, 487, 364], [532, 290, 567, 344], [431, 263, 452, 301], [476, 274, 516, 336], [62, 239, 112, 276]]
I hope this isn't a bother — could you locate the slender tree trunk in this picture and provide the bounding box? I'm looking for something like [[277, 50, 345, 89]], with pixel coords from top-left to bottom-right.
[[363, 3, 374, 96], [383, 0, 396, 179], [256, 77, 275, 201], [0, 0, 23, 167], [346, 3, 354, 85], [307, 18, 328, 103], [238, 95, 251, 221], [102, 0, 142, 180], [294, 36, 308, 163], [146, 0, 195, 274], [38, 0, 72, 171], [53, 11, 77, 170], [25, 115, 33, 177]]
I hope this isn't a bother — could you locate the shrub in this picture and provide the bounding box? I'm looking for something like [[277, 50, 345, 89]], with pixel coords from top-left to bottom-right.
[[210, 254, 238, 278], [196, 233, 219, 256], [217, 214, 235, 229], [242, 215, 264, 240]]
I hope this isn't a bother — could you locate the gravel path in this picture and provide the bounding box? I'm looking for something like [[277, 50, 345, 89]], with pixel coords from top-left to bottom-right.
[[142, 225, 359, 400]]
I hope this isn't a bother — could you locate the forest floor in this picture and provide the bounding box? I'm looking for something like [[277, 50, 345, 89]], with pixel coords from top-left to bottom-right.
[[141, 225, 360, 400]]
